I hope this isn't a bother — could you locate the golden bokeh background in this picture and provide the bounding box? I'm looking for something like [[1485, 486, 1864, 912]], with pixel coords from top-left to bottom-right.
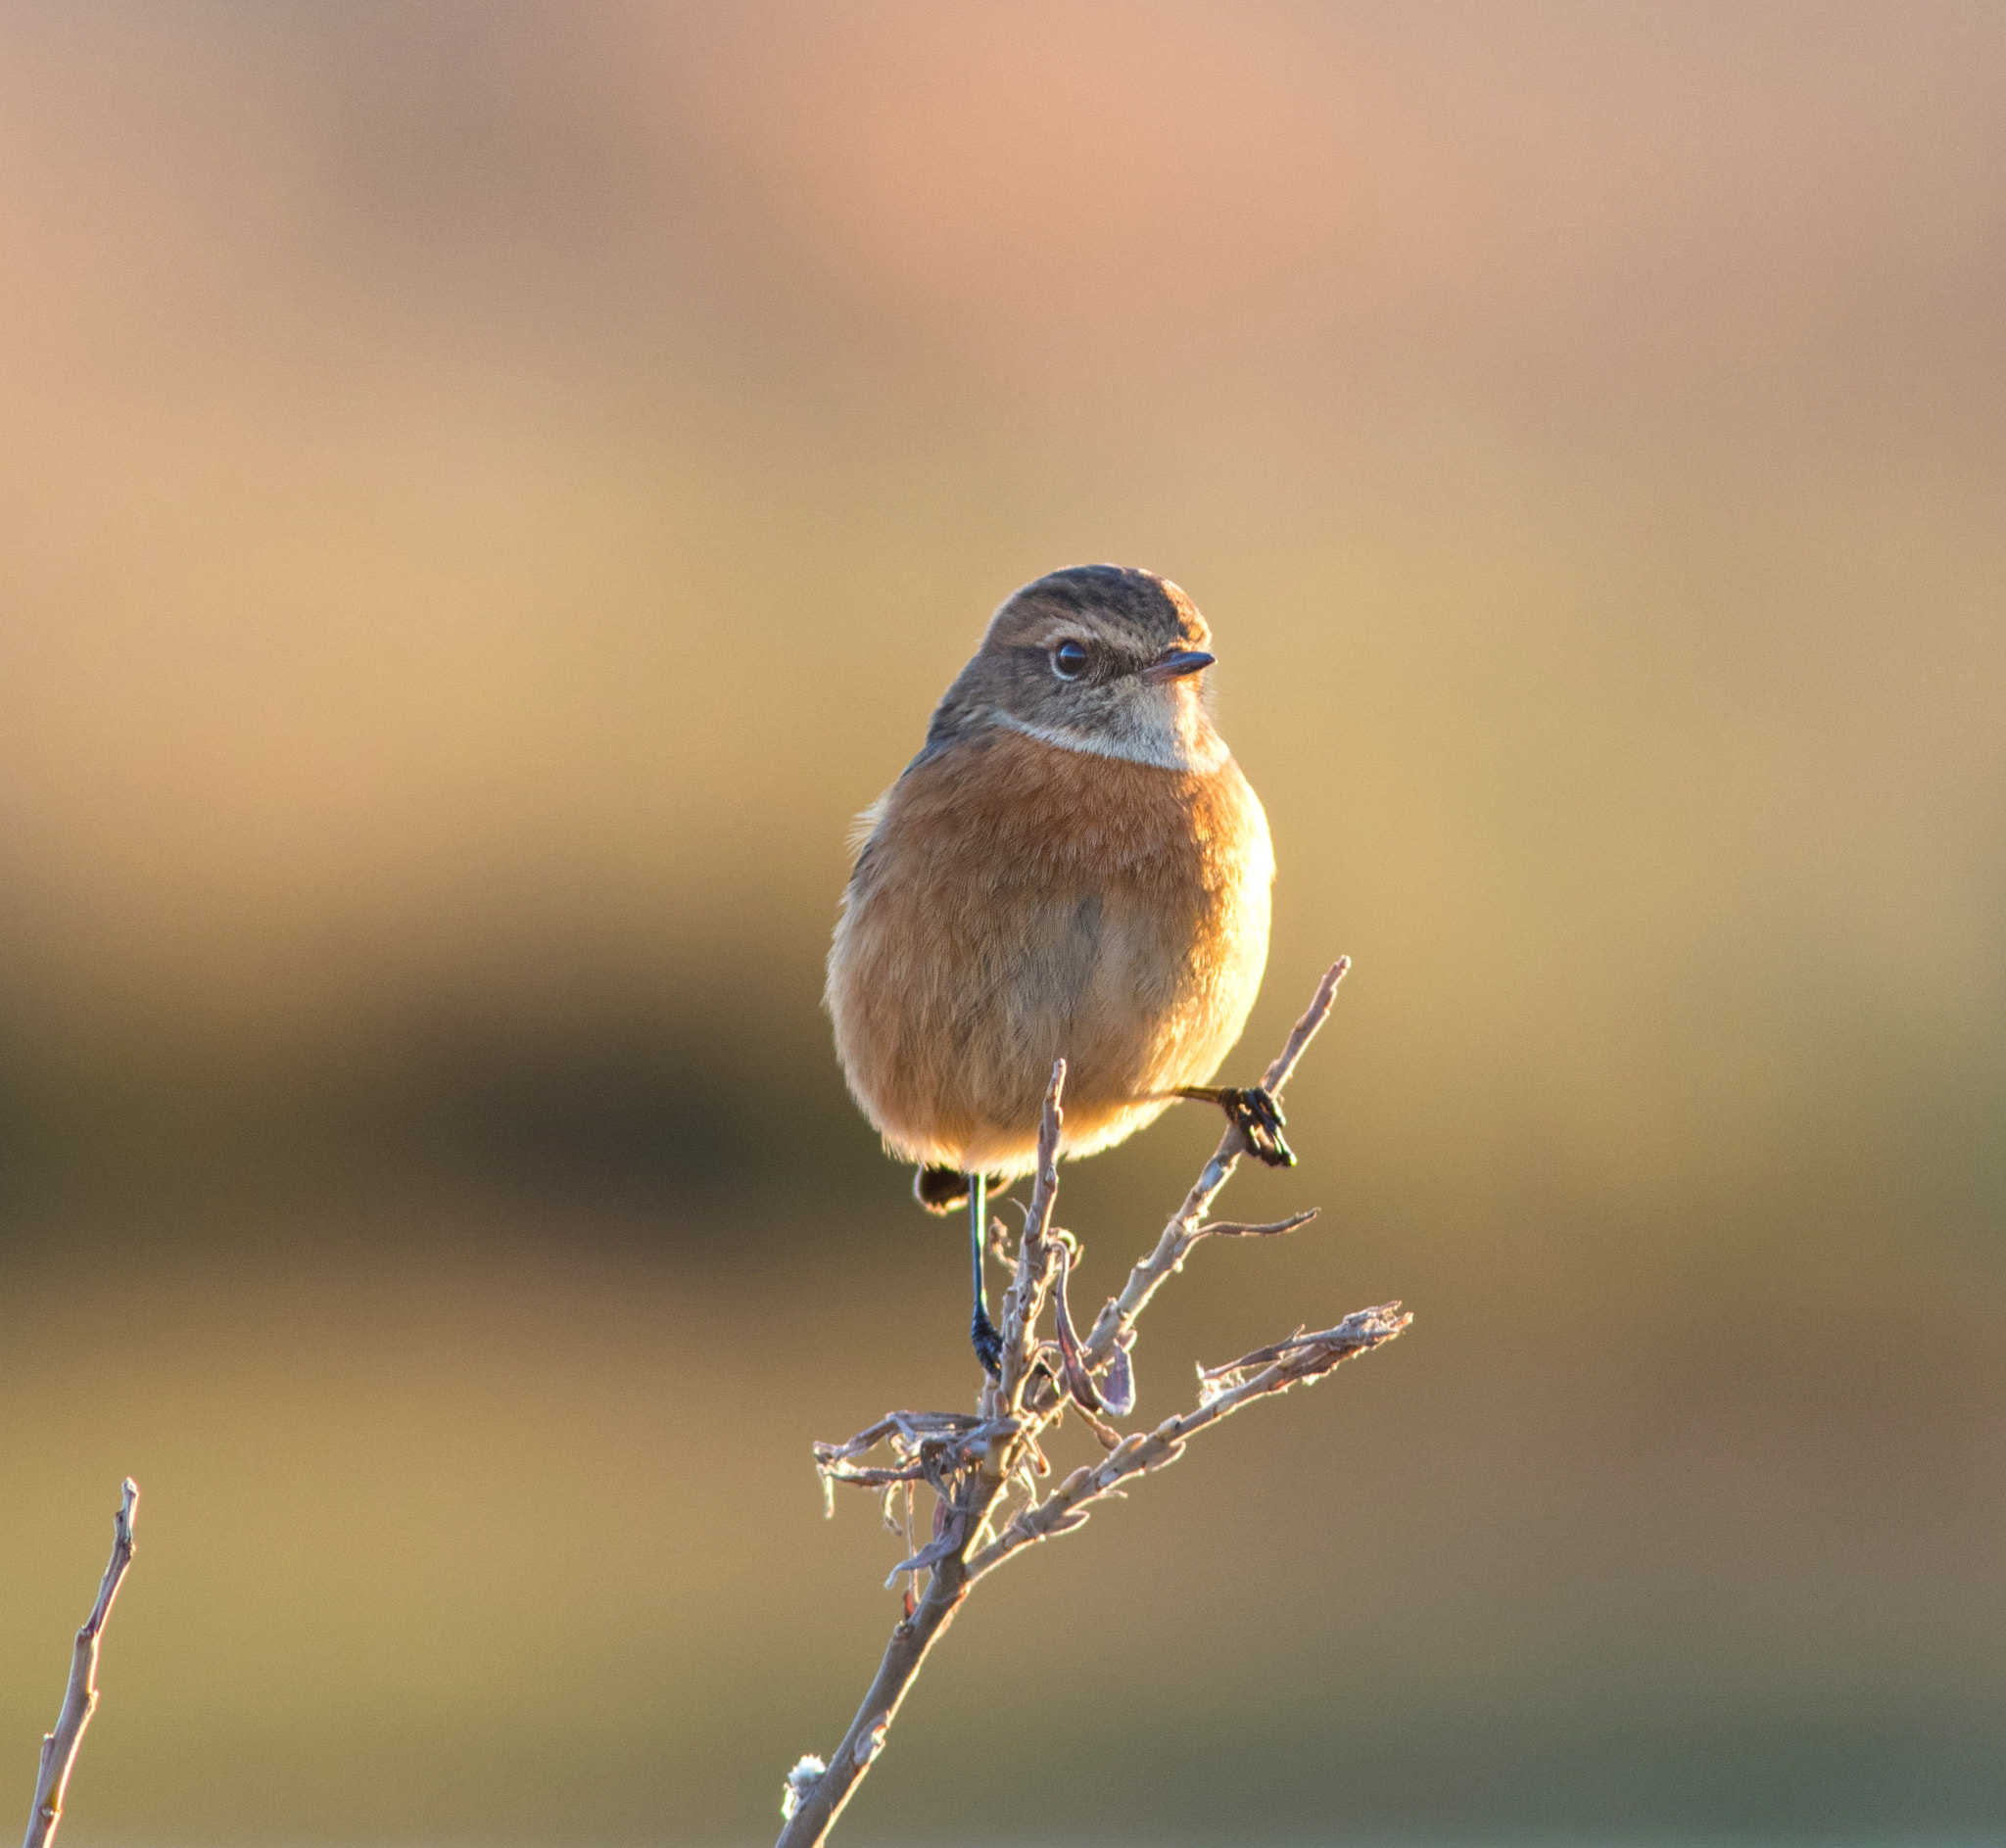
[[2, 3, 2002, 1841]]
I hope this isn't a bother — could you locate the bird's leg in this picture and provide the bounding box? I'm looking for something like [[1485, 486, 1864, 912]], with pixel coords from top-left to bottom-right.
[[969, 1171, 1003, 1377], [1173, 1084, 1296, 1167]]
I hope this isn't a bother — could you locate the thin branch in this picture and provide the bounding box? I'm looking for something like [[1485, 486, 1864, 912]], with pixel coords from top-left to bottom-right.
[[1078, 956, 1351, 1369], [23, 1480, 140, 1848], [783, 1064, 1069, 1847], [777, 958, 1401, 1848], [991, 1060, 1067, 1426], [1191, 1208, 1320, 1239], [965, 1303, 1409, 1580], [780, 1438, 1013, 1845]]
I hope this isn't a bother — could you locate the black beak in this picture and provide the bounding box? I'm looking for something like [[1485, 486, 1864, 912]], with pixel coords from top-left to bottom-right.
[[1141, 647, 1216, 682]]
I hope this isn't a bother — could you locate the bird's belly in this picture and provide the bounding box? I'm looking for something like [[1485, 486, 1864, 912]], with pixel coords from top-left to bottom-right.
[[827, 734, 1272, 1177]]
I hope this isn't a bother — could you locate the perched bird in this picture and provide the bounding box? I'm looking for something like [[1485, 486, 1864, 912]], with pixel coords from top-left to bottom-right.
[[826, 564, 1287, 1373]]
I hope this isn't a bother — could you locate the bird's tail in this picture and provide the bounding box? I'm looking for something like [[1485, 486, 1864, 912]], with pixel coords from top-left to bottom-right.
[[913, 1165, 973, 1214]]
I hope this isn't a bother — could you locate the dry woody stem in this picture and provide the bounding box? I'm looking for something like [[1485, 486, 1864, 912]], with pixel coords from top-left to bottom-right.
[[777, 959, 1410, 1847], [21, 1480, 140, 1848]]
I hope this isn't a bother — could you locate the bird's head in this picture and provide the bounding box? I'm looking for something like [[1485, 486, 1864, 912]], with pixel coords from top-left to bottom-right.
[[953, 564, 1226, 772]]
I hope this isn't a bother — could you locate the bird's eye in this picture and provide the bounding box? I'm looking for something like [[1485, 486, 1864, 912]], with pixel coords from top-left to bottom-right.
[[1050, 639, 1089, 681]]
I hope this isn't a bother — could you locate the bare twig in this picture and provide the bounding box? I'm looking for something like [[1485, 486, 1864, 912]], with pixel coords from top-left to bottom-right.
[[777, 958, 1402, 1848], [966, 1303, 1409, 1579], [1194, 1208, 1321, 1238], [991, 1059, 1067, 1427], [788, 1068, 1071, 1846], [1078, 957, 1351, 1369], [22, 1480, 139, 1848]]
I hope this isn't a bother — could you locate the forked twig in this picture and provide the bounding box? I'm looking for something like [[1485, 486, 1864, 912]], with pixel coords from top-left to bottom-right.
[[778, 959, 1403, 1846], [1076, 956, 1351, 1369], [22, 1480, 140, 1848], [966, 1303, 1408, 1577]]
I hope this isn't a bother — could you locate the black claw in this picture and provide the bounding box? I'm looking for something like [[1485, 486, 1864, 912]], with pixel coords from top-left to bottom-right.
[[1178, 1083, 1295, 1166], [1236, 1084, 1295, 1167], [972, 1307, 1004, 1378]]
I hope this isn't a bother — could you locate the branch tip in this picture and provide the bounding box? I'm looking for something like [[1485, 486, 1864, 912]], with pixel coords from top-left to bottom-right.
[[1262, 955, 1351, 1096], [24, 1479, 142, 1848]]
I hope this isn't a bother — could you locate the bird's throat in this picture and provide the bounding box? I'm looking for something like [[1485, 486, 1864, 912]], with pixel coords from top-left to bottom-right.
[[987, 706, 1230, 775]]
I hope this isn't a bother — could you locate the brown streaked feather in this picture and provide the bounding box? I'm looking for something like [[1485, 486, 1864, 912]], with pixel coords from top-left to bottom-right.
[[826, 725, 1272, 1178]]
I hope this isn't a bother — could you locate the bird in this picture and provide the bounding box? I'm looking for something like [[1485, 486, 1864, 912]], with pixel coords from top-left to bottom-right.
[[825, 564, 1287, 1375]]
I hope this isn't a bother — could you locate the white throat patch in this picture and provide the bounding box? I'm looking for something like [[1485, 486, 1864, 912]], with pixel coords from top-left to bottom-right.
[[988, 707, 1230, 774]]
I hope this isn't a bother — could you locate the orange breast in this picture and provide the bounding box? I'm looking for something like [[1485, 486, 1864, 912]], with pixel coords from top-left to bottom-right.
[[826, 727, 1272, 1176]]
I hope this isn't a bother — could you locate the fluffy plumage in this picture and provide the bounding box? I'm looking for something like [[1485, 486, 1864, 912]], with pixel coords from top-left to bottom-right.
[[827, 565, 1274, 1184]]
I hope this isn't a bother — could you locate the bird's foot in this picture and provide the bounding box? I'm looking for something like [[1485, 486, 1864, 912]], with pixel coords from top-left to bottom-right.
[[971, 1306, 1003, 1379], [1176, 1083, 1295, 1167]]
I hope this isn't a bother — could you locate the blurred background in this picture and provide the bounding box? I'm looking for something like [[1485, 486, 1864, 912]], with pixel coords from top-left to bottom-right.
[[1, 3, 2002, 1842]]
